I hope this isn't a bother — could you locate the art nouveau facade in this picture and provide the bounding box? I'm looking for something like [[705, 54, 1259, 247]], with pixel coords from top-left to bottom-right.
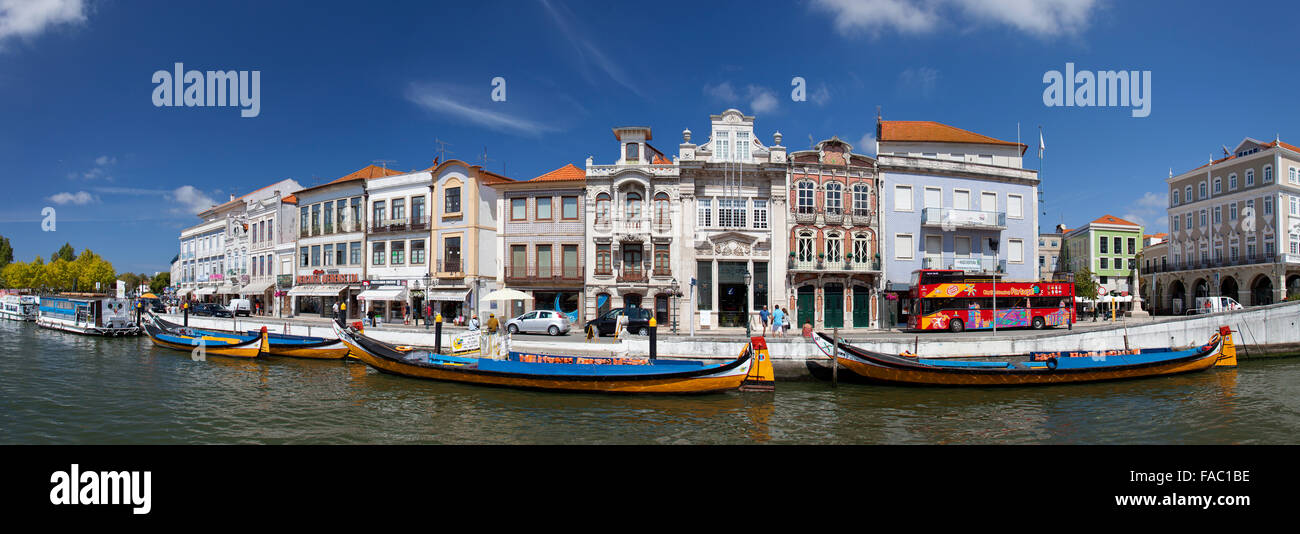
[[787, 137, 881, 330], [583, 126, 682, 329], [677, 110, 789, 332], [1149, 137, 1300, 313]]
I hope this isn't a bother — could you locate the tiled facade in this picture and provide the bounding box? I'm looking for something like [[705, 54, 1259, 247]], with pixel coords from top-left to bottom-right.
[[495, 164, 586, 323]]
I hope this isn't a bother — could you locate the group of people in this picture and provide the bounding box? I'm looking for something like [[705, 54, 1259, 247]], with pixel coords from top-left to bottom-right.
[[758, 305, 793, 337]]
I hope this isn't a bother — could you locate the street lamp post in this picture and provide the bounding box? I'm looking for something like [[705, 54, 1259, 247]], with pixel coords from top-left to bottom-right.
[[670, 277, 681, 335], [422, 274, 432, 330], [743, 269, 753, 338]]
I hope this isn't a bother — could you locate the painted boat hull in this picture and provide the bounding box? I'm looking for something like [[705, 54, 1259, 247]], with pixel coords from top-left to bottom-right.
[[149, 315, 350, 359], [334, 321, 774, 394], [810, 326, 1236, 387], [143, 321, 267, 358], [36, 317, 140, 336]]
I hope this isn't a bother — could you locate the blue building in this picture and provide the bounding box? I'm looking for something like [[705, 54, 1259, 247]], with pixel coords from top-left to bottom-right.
[[876, 119, 1040, 327]]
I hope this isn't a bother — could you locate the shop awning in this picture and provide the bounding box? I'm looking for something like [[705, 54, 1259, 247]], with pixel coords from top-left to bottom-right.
[[426, 289, 470, 301], [240, 279, 276, 295], [218, 286, 241, 295], [287, 284, 347, 297], [194, 287, 217, 296], [176, 288, 194, 297], [358, 287, 408, 301]]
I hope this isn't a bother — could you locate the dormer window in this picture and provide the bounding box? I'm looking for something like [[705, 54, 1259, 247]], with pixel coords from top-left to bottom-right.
[[625, 143, 639, 163], [714, 131, 730, 162]]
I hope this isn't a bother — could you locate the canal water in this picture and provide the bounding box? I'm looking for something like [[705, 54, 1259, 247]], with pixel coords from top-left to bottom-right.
[[3, 319, 1298, 445]]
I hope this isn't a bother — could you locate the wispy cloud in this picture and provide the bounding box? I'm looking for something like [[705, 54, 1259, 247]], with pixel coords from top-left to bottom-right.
[[810, 83, 831, 106], [0, 0, 86, 48], [703, 82, 780, 114], [48, 190, 97, 205], [810, 0, 1099, 39], [68, 154, 116, 181], [405, 82, 559, 137], [1122, 191, 1169, 232], [897, 66, 940, 98], [857, 132, 877, 156], [537, 0, 646, 99], [167, 185, 218, 216]]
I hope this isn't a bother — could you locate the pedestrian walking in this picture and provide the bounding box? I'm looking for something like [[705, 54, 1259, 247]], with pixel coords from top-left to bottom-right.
[[759, 305, 770, 337], [772, 306, 785, 338]]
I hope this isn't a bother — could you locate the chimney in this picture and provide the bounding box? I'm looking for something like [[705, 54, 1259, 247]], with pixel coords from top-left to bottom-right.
[[230, 194, 236, 202]]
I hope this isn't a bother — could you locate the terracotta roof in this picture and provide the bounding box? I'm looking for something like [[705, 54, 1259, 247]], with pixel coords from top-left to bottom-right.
[[478, 169, 516, 186], [198, 181, 285, 215], [878, 120, 1027, 154], [281, 194, 298, 204], [530, 164, 586, 183], [1091, 214, 1140, 227], [1144, 233, 1168, 239], [294, 164, 406, 195]]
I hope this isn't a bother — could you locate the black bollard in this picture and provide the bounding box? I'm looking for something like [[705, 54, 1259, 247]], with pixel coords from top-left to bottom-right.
[[434, 314, 443, 354], [338, 302, 347, 328], [648, 317, 658, 362], [183, 302, 189, 327]]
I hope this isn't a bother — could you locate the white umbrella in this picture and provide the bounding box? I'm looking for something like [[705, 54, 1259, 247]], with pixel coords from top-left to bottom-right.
[[479, 288, 533, 302]]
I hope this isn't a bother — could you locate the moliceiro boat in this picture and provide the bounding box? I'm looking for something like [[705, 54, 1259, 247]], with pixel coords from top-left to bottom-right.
[[333, 321, 775, 394], [1, 295, 39, 321], [37, 296, 140, 336], [143, 315, 268, 358], [811, 326, 1237, 387], [148, 315, 349, 359]]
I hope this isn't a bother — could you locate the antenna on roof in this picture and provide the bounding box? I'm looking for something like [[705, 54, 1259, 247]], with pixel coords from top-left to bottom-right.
[[435, 138, 453, 163]]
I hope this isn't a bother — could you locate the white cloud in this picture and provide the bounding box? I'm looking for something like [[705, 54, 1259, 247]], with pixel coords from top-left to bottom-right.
[[94, 155, 115, 166], [1122, 191, 1169, 233], [69, 154, 116, 181], [811, 83, 831, 106], [167, 185, 218, 216], [703, 82, 780, 114], [48, 190, 96, 205], [857, 132, 877, 156], [405, 82, 558, 136], [898, 67, 940, 97], [0, 0, 85, 46], [537, 0, 645, 98], [811, 0, 1099, 39]]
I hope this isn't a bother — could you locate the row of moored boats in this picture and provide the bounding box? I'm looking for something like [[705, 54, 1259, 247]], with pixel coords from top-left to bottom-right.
[[3, 294, 1240, 393]]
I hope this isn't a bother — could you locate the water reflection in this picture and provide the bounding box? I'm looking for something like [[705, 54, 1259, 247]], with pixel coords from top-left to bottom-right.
[[2, 319, 1298, 444]]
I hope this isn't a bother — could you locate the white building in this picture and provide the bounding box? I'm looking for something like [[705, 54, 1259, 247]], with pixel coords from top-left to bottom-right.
[[362, 168, 434, 324]]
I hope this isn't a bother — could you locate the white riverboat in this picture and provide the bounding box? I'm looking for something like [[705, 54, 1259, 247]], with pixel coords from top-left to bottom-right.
[[36, 296, 140, 336], [1, 295, 39, 321]]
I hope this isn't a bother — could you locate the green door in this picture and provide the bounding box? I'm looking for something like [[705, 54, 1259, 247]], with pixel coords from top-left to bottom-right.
[[823, 284, 844, 328], [797, 286, 815, 328], [852, 286, 871, 327]]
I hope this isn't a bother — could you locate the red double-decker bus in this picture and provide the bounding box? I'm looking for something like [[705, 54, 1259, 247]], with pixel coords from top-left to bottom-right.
[[908, 269, 1075, 332]]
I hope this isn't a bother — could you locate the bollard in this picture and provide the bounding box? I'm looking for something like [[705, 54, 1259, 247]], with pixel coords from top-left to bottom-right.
[[434, 313, 443, 354], [183, 302, 189, 327], [648, 317, 658, 362], [338, 303, 347, 328]]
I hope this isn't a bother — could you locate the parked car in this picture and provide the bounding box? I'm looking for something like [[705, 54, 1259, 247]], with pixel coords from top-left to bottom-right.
[[1187, 296, 1243, 315], [137, 298, 165, 313], [191, 303, 233, 318], [228, 298, 252, 317], [505, 309, 572, 336], [584, 307, 653, 337]]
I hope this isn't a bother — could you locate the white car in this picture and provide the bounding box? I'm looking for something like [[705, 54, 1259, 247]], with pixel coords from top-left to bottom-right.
[[505, 310, 572, 336], [1187, 296, 1243, 315]]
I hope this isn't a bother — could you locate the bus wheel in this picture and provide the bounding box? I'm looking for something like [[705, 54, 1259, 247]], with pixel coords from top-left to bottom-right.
[[1032, 317, 1045, 330], [949, 319, 964, 333]]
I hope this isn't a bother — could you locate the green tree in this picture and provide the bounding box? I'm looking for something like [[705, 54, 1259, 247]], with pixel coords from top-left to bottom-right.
[[0, 235, 12, 268], [150, 271, 171, 294], [51, 243, 75, 263], [1074, 267, 1100, 302]]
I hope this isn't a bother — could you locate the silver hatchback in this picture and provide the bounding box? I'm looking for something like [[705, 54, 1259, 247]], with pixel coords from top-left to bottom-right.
[[505, 310, 572, 336]]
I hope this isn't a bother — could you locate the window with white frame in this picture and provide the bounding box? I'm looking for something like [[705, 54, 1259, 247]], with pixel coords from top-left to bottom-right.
[[826, 231, 843, 262], [853, 233, 872, 262], [1172, 189, 1180, 205], [852, 184, 871, 215], [1264, 165, 1273, 183], [1213, 206, 1221, 225], [1199, 182, 1207, 199], [1200, 210, 1207, 226], [894, 185, 913, 211], [1230, 174, 1238, 190], [1008, 194, 1023, 219], [1214, 177, 1221, 194], [923, 187, 941, 210], [825, 182, 843, 214], [1264, 196, 1273, 215], [735, 131, 750, 162], [1246, 169, 1255, 186], [797, 231, 815, 262], [698, 198, 712, 228], [1184, 186, 1192, 203], [797, 181, 815, 214], [1230, 203, 1238, 220], [1291, 167, 1299, 185], [714, 131, 730, 162], [1173, 214, 1180, 230], [895, 234, 913, 259], [752, 199, 768, 229]]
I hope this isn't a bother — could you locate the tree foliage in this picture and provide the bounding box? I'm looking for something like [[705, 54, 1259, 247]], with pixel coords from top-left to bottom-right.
[[2, 247, 117, 292], [1073, 267, 1100, 301]]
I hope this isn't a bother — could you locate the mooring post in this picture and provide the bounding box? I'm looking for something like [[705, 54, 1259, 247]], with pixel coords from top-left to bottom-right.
[[434, 313, 443, 354], [183, 301, 189, 327], [338, 302, 347, 328], [832, 327, 839, 388], [649, 317, 658, 362]]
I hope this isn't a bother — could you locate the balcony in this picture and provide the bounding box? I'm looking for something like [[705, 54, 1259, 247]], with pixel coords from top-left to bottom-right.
[[790, 258, 882, 272], [793, 207, 817, 224], [653, 219, 672, 233], [850, 209, 874, 227], [617, 270, 648, 283], [923, 255, 1006, 273], [437, 259, 463, 276], [822, 208, 844, 225], [504, 265, 584, 286], [921, 208, 1007, 230], [370, 216, 430, 234]]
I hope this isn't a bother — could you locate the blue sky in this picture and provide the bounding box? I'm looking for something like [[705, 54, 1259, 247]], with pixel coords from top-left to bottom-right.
[[3, 0, 1299, 274]]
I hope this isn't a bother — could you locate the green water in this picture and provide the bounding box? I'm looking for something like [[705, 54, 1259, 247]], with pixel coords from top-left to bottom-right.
[[2, 319, 1297, 444]]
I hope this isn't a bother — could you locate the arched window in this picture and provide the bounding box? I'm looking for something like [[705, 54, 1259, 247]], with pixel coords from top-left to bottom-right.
[[825, 231, 843, 262], [852, 184, 871, 216], [796, 181, 815, 214], [797, 231, 815, 263], [625, 191, 642, 220], [654, 192, 670, 226], [1213, 177, 1221, 194], [825, 182, 843, 215], [595, 192, 611, 224], [853, 232, 872, 263]]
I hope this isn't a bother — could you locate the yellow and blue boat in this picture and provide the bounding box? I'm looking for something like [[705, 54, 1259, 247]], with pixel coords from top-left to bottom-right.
[[148, 315, 349, 359], [333, 321, 775, 394], [810, 326, 1237, 387], [143, 317, 267, 358]]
